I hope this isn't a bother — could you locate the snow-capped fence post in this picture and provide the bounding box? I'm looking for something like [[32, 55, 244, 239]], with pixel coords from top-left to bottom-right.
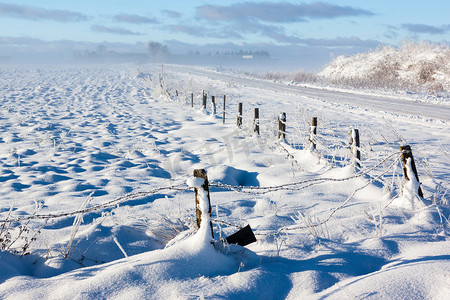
[[278, 112, 286, 140], [237, 103, 243, 127], [191, 93, 194, 108], [350, 129, 361, 168], [309, 117, 317, 151], [211, 96, 217, 115], [254, 108, 260, 135], [193, 169, 214, 238], [400, 145, 424, 198], [223, 95, 226, 124]]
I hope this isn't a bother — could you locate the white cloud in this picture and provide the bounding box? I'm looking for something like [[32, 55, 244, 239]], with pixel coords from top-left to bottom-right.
[[0, 2, 87, 22], [113, 14, 158, 24], [196, 2, 374, 23], [402, 23, 447, 35], [91, 25, 142, 36]]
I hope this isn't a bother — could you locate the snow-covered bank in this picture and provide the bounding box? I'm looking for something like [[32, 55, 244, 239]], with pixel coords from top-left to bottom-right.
[[319, 41, 450, 94], [0, 64, 448, 299]]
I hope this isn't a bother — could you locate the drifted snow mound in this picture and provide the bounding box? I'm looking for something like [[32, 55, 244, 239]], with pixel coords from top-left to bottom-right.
[[319, 41, 450, 93], [208, 165, 260, 187], [0, 234, 243, 298]]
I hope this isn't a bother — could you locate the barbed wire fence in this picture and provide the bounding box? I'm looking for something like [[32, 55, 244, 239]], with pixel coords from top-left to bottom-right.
[[0, 148, 406, 257], [0, 147, 407, 257], [137, 68, 449, 234], [1, 67, 447, 258], [146, 68, 417, 183]]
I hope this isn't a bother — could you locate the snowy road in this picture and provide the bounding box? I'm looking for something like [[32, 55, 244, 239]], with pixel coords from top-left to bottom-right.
[[171, 65, 450, 121]]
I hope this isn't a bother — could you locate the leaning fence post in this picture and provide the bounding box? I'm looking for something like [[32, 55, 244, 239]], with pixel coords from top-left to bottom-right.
[[223, 95, 226, 124], [309, 117, 317, 151], [193, 169, 214, 238], [191, 93, 194, 108], [254, 108, 260, 135], [237, 102, 243, 127], [350, 129, 361, 168], [400, 145, 424, 198], [211, 96, 217, 115], [278, 112, 286, 140]]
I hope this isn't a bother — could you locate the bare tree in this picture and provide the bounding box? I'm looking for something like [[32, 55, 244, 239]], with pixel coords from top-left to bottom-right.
[[148, 41, 169, 62]]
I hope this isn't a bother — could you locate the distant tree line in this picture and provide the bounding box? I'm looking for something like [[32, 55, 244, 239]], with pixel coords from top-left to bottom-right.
[[73, 41, 271, 63], [215, 50, 270, 58], [147, 41, 270, 59], [187, 49, 270, 58], [72, 44, 147, 63]]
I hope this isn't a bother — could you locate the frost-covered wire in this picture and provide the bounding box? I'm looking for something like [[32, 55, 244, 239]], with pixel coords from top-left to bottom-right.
[[209, 151, 402, 195], [254, 154, 402, 237], [0, 183, 188, 223]]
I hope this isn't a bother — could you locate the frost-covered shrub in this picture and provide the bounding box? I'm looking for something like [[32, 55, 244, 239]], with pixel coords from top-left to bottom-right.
[[0, 218, 42, 256], [319, 41, 450, 93], [418, 61, 436, 84], [293, 71, 318, 83], [256, 71, 318, 83]]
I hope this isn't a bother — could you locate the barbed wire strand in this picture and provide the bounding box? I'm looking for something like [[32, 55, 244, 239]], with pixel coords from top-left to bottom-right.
[[209, 151, 401, 195], [264, 154, 402, 237], [214, 154, 402, 237], [210, 153, 403, 236], [0, 183, 188, 223]]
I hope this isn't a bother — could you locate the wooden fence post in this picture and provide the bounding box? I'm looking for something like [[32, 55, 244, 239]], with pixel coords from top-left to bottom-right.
[[237, 103, 243, 127], [202, 93, 207, 110], [211, 96, 216, 115], [278, 112, 286, 140], [350, 129, 361, 168], [309, 117, 317, 150], [400, 145, 424, 198], [223, 95, 226, 124], [254, 108, 260, 135], [191, 93, 194, 108], [193, 169, 214, 238]]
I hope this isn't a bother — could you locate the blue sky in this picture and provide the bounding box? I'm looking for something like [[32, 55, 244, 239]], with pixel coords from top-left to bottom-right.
[[1, 1, 449, 69]]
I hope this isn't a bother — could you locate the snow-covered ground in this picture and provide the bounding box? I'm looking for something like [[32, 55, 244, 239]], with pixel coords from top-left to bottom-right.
[[0, 64, 449, 299]]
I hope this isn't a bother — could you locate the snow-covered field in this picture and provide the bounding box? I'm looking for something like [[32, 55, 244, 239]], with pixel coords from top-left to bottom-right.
[[0, 64, 449, 299]]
